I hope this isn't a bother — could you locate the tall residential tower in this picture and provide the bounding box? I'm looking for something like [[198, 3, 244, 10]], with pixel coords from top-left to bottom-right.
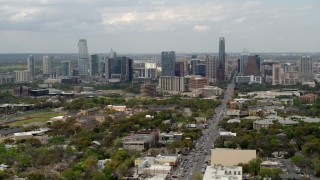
[[27, 55, 35, 80], [43, 56, 54, 75], [78, 39, 89, 76]]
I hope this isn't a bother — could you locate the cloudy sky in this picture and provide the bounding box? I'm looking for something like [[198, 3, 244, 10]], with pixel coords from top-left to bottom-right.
[[0, 0, 319, 53]]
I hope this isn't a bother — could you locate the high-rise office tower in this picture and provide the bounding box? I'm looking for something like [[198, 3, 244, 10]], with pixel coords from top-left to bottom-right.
[[205, 55, 218, 83], [105, 56, 133, 82], [190, 59, 200, 75], [196, 62, 206, 77], [61, 61, 70, 77], [27, 55, 35, 80], [78, 39, 89, 76], [43, 56, 54, 75], [161, 51, 175, 76], [89, 54, 99, 76], [239, 49, 249, 75], [272, 63, 283, 85], [244, 55, 260, 76], [299, 56, 313, 82], [175, 61, 188, 77], [217, 37, 225, 82]]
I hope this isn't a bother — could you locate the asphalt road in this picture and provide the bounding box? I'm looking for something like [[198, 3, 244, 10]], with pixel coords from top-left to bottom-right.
[[172, 78, 235, 179]]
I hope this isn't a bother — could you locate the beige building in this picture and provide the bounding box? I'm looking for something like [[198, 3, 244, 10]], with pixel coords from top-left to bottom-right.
[[211, 148, 256, 166], [253, 119, 274, 130], [272, 63, 283, 85]]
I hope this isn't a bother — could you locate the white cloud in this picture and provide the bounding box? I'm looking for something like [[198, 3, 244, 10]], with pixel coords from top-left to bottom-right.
[[0, 0, 319, 53], [243, 1, 261, 9], [235, 17, 246, 23], [193, 25, 211, 32], [276, 36, 284, 40]]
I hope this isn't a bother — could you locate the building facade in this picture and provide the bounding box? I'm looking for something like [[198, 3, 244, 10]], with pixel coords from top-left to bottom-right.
[[61, 61, 70, 77], [189, 77, 208, 91], [14, 70, 31, 83], [272, 63, 283, 85], [78, 39, 89, 76], [27, 55, 35, 80], [43, 56, 54, 75], [161, 51, 175, 76], [217, 37, 225, 82], [104, 56, 133, 82], [299, 56, 313, 82], [89, 54, 99, 76], [158, 76, 185, 92], [244, 55, 260, 76], [205, 56, 218, 83]]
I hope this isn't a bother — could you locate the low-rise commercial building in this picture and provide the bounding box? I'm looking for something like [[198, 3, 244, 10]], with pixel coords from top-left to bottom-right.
[[211, 148, 256, 166], [236, 75, 262, 84], [203, 165, 243, 180], [219, 132, 237, 140], [202, 86, 224, 97], [122, 133, 155, 151]]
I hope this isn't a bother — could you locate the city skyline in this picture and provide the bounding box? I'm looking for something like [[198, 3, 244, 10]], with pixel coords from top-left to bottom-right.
[[0, 0, 319, 53]]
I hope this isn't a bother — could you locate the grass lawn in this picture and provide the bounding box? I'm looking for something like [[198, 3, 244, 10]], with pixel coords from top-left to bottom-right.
[[1, 111, 65, 126]]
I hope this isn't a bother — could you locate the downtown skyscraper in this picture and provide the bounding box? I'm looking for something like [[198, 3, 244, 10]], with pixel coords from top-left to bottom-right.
[[239, 49, 249, 75], [27, 55, 35, 80], [299, 56, 313, 82], [43, 55, 54, 75], [161, 51, 176, 76], [217, 37, 225, 82], [61, 61, 71, 77], [205, 55, 218, 83], [104, 56, 133, 82], [78, 39, 89, 76], [89, 54, 99, 76]]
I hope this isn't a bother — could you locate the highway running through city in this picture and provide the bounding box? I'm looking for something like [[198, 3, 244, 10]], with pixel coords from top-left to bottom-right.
[[173, 77, 235, 179]]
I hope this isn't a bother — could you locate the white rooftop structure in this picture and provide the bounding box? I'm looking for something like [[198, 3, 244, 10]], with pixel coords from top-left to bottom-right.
[[244, 116, 260, 120], [220, 132, 237, 137], [145, 174, 168, 180], [14, 128, 50, 137], [265, 115, 284, 121], [287, 115, 320, 123], [203, 165, 243, 180], [278, 119, 298, 125], [227, 119, 241, 123]]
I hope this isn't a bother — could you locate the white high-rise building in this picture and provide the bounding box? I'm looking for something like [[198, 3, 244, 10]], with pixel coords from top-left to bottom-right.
[[299, 56, 313, 82], [78, 39, 89, 76], [43, 56, 54, 75]]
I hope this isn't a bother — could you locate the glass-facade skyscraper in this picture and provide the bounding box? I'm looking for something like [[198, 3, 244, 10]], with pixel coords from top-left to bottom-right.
[[239, 49, 249, 75], [27, 55, 35, 80], [78, 39, 89, 76], [89, 54, 99, 76], [104, 56, 133, 82], [161, 51, 175, 76], [61, 61, 70, 77], [217, 37, 225, 82]]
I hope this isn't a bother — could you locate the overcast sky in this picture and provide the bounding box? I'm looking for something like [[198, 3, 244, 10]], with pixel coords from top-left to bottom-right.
[[0, 0, 319, 53]]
